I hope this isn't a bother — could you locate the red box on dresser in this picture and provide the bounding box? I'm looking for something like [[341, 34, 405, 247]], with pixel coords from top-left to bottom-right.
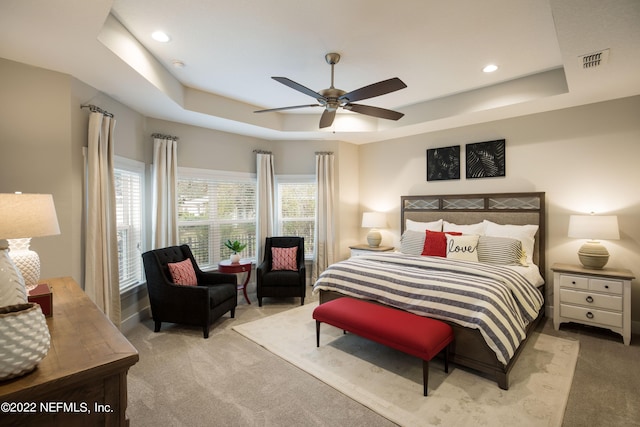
[[27, 283, 52, 317]]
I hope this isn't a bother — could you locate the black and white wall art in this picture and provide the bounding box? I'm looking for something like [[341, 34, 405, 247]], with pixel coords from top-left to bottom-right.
[[427, 145, 460, 181], [466, 139, 506, 179]]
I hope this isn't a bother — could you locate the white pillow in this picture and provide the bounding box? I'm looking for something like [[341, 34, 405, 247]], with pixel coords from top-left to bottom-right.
[[445, 234, 479, 262], [406, 218, 442, 232], [483, 220, 538, 264], [443, 221, 486, 235]]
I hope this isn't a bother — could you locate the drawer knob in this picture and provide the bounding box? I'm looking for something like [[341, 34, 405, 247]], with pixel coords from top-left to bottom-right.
[[571, 281, 576, 285], [604, 285, 609, 289], [586, 296, 594, 303], [586, 312, 594, 319]]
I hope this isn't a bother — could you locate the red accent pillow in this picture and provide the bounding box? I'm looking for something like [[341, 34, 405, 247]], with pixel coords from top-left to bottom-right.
[[167, 259, 197, 286], [421, 230, 462, 257], [272, 246, 298, 271]]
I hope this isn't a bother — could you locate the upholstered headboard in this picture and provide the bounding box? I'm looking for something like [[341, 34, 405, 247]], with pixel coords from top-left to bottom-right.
[[401, 192, 546, 278]]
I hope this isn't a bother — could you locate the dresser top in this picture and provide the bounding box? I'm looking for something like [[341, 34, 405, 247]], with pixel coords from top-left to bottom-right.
[[551, 263, 635, 280]]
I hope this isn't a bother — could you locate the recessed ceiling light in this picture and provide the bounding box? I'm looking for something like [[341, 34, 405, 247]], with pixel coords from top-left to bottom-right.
[[483, 64, 498, 73], [151, 31, 170, 42], [172, 60, 185, 69]]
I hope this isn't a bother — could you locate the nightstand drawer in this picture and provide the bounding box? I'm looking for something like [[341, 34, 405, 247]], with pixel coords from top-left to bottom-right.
[[560, 289, 622, 311], [559, 274, 589, 290], [589, 278, 622, 295], [560, 304, 622, 328]]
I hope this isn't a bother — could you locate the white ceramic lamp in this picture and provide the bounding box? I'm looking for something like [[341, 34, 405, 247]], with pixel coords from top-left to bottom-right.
[[0, 193, 60, 292], [568, 214, 619, 269], [362, 212, 387, 247]]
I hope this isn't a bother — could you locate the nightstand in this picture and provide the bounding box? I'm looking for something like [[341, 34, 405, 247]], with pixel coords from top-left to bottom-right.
[[349, 244, 394, 257], [552, 263, 635, 345]]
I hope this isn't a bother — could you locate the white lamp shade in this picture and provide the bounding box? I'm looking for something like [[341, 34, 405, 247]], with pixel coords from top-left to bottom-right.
[[0, 193, 60, 240], [568, 215, 619, 241], [361, 212, 387, 229]]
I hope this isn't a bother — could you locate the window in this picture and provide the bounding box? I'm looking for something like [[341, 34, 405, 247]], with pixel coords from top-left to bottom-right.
[[276, 175, 316, 259], [177, 168, 256, 270], [114, 157, 145, 291]]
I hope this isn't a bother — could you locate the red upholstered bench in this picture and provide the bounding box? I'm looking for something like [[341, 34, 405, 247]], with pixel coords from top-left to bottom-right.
[[313, 297, 454, 396]]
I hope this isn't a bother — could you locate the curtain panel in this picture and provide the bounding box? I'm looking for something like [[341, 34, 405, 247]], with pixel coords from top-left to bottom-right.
[[313, 152, 336, 282], [255, 152, 275, 264], [84, 111, 121, 327], [151, 137, 178, 249]]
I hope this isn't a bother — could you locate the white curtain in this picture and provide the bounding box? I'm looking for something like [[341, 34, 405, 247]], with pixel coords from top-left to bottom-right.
[[255, 151, 275, 263], [152, 136, 178, 249], [313, 152, 336, 282], [84, 111, 120, 327]]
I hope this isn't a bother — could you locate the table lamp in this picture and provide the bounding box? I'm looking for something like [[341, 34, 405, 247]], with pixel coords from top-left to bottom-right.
[[362, 212, 387, 247], [0, 193, 56, 380], [0, 193, 60, 292], [568, 214, 619, 269]]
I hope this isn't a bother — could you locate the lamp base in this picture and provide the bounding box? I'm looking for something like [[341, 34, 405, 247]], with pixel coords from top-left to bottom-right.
[[577, 240, 610, 269], [366, 230, 382, 247], [7, 238, 40, 292]]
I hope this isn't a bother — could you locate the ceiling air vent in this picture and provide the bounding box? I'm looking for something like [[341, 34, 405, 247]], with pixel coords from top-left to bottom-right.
[[579, 49, 609, 69]]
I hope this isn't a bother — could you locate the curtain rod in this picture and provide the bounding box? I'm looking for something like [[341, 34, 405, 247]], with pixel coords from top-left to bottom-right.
[[80, 104, 113, 118], [315, 151, 334, 155], [151, 133, 179, 141], [253, 149, 272, 154]]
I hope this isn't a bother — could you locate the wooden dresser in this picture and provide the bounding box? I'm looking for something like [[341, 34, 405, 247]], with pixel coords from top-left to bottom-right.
[[0, 277, 139, 426]]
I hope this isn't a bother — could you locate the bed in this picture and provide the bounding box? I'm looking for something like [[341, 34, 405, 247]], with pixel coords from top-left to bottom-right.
[[313, 192, 546, 389]]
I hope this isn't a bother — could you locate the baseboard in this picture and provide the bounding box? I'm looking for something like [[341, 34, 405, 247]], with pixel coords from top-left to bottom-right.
[[121, 306, 151, 335]]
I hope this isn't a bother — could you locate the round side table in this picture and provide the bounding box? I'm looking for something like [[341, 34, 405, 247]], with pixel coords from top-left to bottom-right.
[[218, 259, 252, 304]]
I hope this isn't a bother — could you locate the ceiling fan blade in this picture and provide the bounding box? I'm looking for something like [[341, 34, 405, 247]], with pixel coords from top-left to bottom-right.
[[319, 109, 336, 128], [272, 77, 327, 101], [343, 103, 405, 121], [339, 77, 407, 103], [254, 104, 322, 113]]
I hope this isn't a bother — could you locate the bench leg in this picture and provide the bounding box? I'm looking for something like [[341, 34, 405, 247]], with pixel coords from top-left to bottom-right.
[[316, 320, 321, 347], [444, 344, 449, 373], [423, 359, 429, 396]]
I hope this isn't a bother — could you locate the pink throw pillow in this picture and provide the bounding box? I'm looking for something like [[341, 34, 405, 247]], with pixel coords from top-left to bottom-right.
[[168, 259, 197, 286], [421, 230, 462, 257], [272, 247, 298, 271]]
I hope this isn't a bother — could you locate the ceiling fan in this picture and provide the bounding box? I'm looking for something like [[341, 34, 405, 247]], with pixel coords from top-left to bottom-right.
[[254, 53, 407, 129]]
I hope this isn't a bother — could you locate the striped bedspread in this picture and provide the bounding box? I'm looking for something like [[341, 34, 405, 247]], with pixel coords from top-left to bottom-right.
[[312, 253, 544, 365]]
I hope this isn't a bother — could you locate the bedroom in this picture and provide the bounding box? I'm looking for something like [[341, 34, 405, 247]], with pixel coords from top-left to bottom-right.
[[1, 0, 639, 425]]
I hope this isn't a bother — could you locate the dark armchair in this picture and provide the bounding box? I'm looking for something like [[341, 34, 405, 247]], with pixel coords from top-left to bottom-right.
[[142, 244, 237, 338], [256, 237, 306, 307]]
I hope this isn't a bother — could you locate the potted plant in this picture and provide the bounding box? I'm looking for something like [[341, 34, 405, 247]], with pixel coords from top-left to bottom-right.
[[224, 240, 247, 263]]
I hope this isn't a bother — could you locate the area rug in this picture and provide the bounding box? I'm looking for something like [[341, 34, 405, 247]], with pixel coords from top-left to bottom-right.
[[233, 302, 579, 427]]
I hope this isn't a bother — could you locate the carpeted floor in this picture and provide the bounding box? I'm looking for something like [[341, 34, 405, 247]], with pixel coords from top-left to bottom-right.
[[125, 287, 640, 426]]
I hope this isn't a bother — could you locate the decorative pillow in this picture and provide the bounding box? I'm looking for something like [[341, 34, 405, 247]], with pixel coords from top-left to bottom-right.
[[483, 220, 538, 264], [272, 246, 298, 271], [406, 218, 443, 232], [443, 221, 486, 235], [445, 234, 479, 262], [400, 230, 426, 255], [477, 236, 527, 266], [167, 259, 197, 286], [422, 230, 462, 257]]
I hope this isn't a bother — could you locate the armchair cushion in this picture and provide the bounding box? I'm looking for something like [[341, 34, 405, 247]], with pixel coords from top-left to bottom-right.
[[167, 259, 198, 286], [272, 246, 299, 271]]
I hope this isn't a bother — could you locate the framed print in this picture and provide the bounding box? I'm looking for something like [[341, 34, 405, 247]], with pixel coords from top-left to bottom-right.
[[466, 139, 506, 179], [427, 145, 460, 181]]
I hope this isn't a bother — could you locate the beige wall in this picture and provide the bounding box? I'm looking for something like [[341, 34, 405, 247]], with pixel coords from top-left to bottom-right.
[[2, 57, 639, 328], [358, 96, 640, 320]]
